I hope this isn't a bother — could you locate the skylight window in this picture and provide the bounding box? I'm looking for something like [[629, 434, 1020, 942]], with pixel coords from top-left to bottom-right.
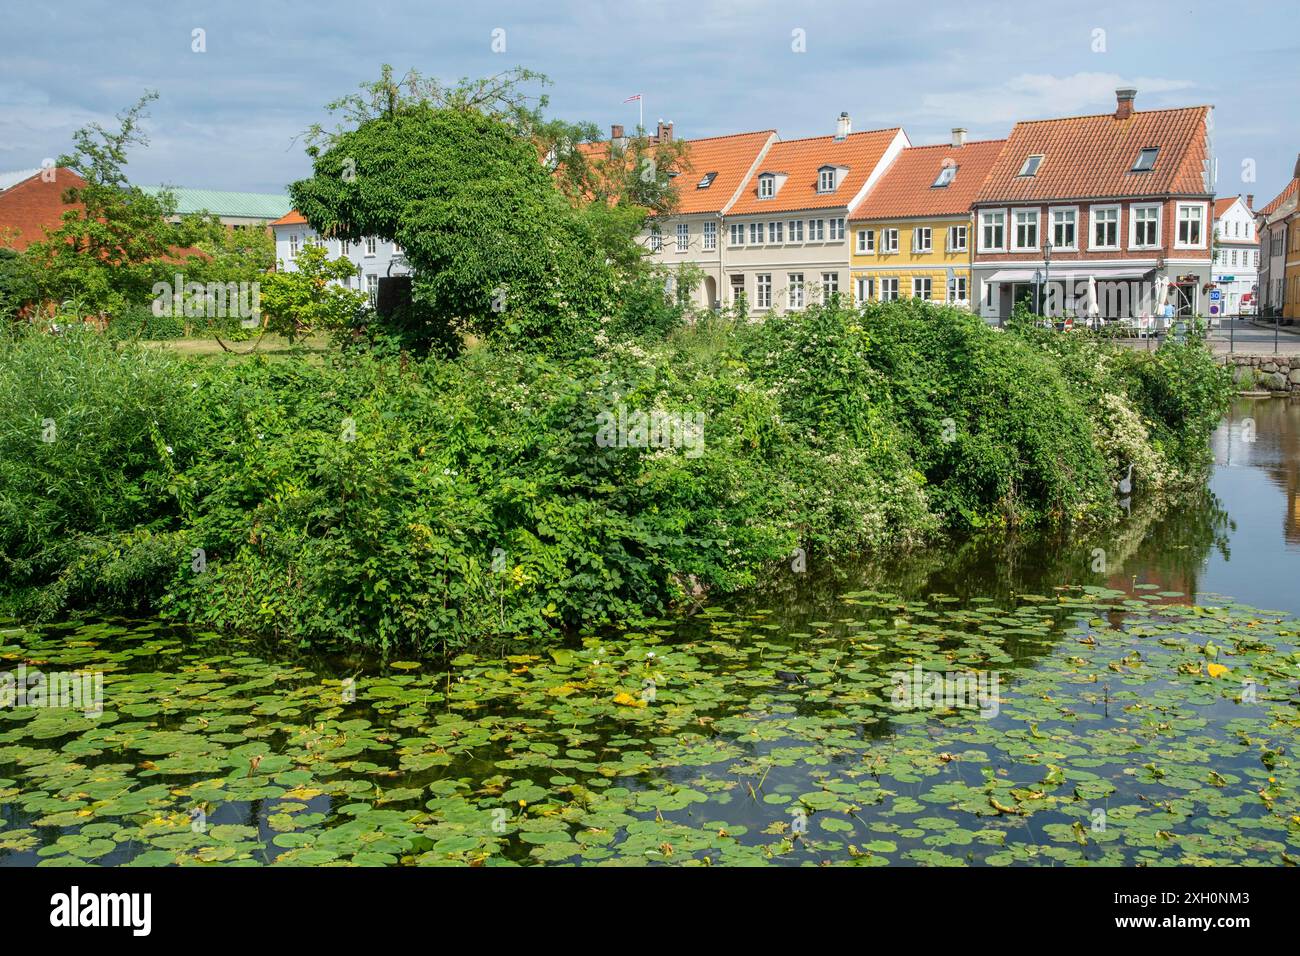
[[932, 164, 958, 188], [696, 171, 718, 189], [1132, 147, 1159, 171], [1018, 155, 1043, 177]]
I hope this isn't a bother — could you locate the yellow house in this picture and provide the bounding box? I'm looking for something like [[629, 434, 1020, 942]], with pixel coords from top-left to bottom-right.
[[848, 131, 1005, 307]]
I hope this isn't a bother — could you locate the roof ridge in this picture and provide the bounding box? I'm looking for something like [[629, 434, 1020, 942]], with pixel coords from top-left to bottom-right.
[[774, 127, 901, 145], [899, 138, 1007, 150], [678, 129, 776, 144], [1010, 105, 1210, 126]]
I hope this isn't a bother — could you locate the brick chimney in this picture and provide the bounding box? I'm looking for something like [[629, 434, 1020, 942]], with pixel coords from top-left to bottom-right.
[[1115, 87, 1137, 120], [1246, 193, 1255, 210], [835, 111, 851, 141], [610, 124, 624, 140], [951, 127, 967, 148], [655, 119, 674, 143]]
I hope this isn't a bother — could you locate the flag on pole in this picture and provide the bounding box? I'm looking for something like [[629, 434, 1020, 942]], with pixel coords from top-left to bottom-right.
[[623, 93, 642, 103]]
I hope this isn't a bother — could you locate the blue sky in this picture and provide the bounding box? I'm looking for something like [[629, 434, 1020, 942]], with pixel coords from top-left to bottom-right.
[[2, 0, 1297, 205]]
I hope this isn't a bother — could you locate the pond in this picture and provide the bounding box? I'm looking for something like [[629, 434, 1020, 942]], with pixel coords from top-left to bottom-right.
[[3, 397, 1299, 866]]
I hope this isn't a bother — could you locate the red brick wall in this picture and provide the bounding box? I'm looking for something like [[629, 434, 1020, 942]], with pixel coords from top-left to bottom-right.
[[0, 169, 86, 250], [972, 198, 1213, 265]]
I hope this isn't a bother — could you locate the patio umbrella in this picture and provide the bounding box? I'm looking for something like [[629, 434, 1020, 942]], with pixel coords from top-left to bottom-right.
[[1086, 275, 1100, 323]]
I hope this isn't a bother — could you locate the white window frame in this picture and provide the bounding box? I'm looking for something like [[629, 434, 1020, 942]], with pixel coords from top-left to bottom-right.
[[1175, 201, 1207, 249], [829, 217, 845, 241], [366, 274, 378, 306], [703, 221, 717, 251], [818, 167, 836, 193], [675, 223, 689, 252], [856, 229, 871, 254], [855, 276, 874, 302], [749, 221, 765, 244], [1049, 206, 1078, 251], [913, 226, 932, 253], [756, 273, 772, 309], [649, 224, 663, 253], [882, 227, 899, 254], [978, 209, 1007, 252], [289, 234, 300, 258], [1012, 208, 1039, 251], [809, 219, 825, 241], [729, 223, 745, 246], [822, 271, 839, 298], [947, 225, 967, 253], [769, 221, 783, 243], [949, 275, 968, 304], [880, 277, 899, 302], [1089, 204, 1121, 251], [1129, 202, 1162, 250], [758, 175, 775, 199], [788, 219, 804, 242], [787, 272, 805, 309], [912, 276, 932, 300], [364, 236, 377, 256]]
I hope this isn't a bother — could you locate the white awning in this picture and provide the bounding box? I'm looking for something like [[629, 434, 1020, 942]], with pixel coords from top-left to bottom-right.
[[985, 269, 1037, 282], [987, 267, 1153, 282]]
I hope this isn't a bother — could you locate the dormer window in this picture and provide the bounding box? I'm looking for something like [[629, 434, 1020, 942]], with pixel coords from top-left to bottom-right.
[[1018, 155, 1043, 177], [758, 174, 775, 199], [932, 164, 958, 188], [697, 171, 717, 189], [817, 166, 838, 193], [1132, 147, 1159, 171]]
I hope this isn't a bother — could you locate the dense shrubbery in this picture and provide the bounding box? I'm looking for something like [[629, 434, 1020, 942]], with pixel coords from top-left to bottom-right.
[[0, 302, 1231, 653]]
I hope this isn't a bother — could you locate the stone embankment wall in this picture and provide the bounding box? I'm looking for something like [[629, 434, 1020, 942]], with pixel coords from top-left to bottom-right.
[[1219, 354, 1300, 393]]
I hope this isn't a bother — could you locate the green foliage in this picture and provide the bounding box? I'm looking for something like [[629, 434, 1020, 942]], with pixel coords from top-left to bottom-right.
[[104, 302, 184, 340], [289, 80, 616, 357], [0, 302, 1229, 654], [259, 244, 367, 342], [0, 248, 39, 320]]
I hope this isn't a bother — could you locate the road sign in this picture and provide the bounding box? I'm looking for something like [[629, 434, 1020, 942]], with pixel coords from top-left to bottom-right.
[[1209, 290, 1221, 301]]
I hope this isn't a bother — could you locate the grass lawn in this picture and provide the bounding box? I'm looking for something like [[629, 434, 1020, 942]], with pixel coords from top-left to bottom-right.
[[144, 333, 333, 361]]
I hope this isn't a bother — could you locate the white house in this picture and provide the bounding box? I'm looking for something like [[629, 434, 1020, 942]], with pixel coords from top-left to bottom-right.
[[270, 210, 410, 305], [1212, 195, 1259, 315]]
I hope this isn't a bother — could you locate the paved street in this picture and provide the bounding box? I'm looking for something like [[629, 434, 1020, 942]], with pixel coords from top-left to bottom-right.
[[1111, 316, 1300, 356]]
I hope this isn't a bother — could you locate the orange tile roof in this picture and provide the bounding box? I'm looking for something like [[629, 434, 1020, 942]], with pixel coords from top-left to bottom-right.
[[851, 139, 1005, 221], [729, 128, 902, 216], [974, 106, 1211, 204], [270, 209, 307, 226], [1213, 195, 1240, 218], [1259, 178, 1298, 217], [667, 131, 776, 214]]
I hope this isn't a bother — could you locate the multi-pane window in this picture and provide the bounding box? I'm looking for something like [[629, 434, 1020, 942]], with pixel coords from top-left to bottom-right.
[[912, 277, 932, 300], [788, 219, 804, 242], [913, 227, 932, 253], [756, 273, 772, 309], [365, 237, 377, 255], [1013, 210, 1038, 249], [758, 175, 775, 199], [949, 275, 968, 303], [809, 219, 825, 241], [821, 272, 839, 298], [1092, 207, 1119, 248], [882, 228, 899, 253], [829, 218, 845, 240], [730, 224, 745, 246], [855, 276, 874, 302], [947, 225, 967, 252], [787, 273, 805, 309], [981, 210, 1005, 250], [675, 223, 689, 252], [1051, 209, 1076, 249], [1132, 205, 1159, 247], [1177, 204, 1204, 246], [703, 221, 717, 251], [769, 221, 784, 243], [857, 229, 875, 253], [749, 221, 765, 244], [880, 277, 899, 302], [818, 168, 836, 192], [650, 225, 663, 252], [366, 274, 378, 306], [289, 234, 300, 257]]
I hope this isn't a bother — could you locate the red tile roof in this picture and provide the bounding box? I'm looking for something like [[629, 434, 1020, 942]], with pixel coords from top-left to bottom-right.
[[974, 106, 1211, 204], [664, 131, 776, 214], [1213, 195, 1240, 218], [1259, 178, 1298, 217], [851, 139, 1005, 221], [270, 209, 307, 226], [729, 128, 903, 216]]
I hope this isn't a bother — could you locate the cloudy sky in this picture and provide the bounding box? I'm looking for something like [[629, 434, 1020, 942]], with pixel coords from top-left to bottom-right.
[[3, 0, 1296, 204]]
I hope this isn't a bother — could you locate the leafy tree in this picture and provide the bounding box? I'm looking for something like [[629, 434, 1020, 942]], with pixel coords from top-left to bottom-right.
[[0, 248, 39, 321], [259, 244, 367, 342], [26, 92, 209, 315], [290, 69, 615, 355]]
